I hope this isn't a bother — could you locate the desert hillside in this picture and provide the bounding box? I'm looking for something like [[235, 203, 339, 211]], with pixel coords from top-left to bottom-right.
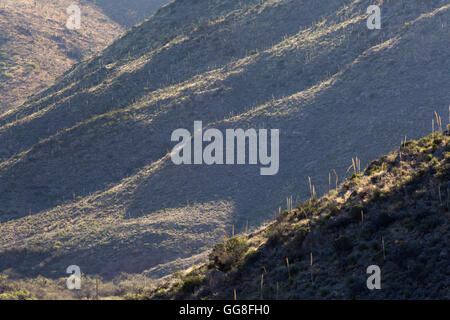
[[0, 0, 449, 286], [146, 130, 450, 300], [0, 0, 169, 111], [87, 0, 170, 28], [1, 130, 448, 299]]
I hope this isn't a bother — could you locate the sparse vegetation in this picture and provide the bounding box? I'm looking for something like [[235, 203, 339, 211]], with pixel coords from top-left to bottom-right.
[[142, 131, 449, 300], [0, 0, 448, 300], [209, 237, 249, 271], [0, 0, 124, 111], [180, 276, 203, 294]]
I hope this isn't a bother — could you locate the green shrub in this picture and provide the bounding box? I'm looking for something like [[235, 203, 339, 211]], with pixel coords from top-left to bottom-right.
[[349, 172, 361, 182], [209, 237, 249, 271], [181, 276, 203, 294], [429, 157, 439, 165], [290, 265, 299, 276], [243, 249, 259, 263], [371, 241, 380, 251], [365, 160, 385, 176], [0, 289, 35, 300]]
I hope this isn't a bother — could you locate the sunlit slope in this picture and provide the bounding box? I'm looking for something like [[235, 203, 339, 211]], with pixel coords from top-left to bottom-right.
[[0, 0, 449, 280], [0, 0, 171, 112], [0, 0, 123, 111]]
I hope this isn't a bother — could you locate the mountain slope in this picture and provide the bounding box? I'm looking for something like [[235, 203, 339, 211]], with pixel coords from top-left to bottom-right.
[[1, 130, 448, 299], [0, 0, 123, 111], [0, 0, 170, 112], [147, 131, 450, 300], [87, 0, 170, 28], [0, 0, 449, 282]]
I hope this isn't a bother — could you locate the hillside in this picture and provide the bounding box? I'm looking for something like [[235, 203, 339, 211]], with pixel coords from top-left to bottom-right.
[[87, 0, 170, 28], [0, 0, 169, 111], [1, 130, 448, 299], [146, 130, 450, 300], [0, 0, 449, 286]]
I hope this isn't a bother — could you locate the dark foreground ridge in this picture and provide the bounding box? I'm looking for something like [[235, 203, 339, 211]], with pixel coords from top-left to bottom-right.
[[146, 131, 449, 300]]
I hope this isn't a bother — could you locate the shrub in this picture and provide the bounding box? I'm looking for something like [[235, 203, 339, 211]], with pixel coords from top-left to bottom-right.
[[265, 222, 289, 247], [290, 265, 299, 276], [371, 241, 380, 251], [181, 276, 203, 294], [327, 216, 352, 230], [209, 237, 249, 271], [422, 153, 432, 162], [242, 249, 259, 264], [349, 172, 361, 182], [365, 160, 385, 176], [0, 289, 35, 300], [429, 157, 439, 165]]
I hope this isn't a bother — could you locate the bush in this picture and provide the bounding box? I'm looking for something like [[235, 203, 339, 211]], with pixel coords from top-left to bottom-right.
[[365, 160, 385, 176], [242, 249, 259, 264], [181, 276, 203, 294], [0, 289, 35, 300], [209, 237, 249, 271]]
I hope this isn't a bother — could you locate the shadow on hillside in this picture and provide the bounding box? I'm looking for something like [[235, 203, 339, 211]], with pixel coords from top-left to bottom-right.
[[0, 224, 190, 280], [0, 32, 355, 222], [2, 149, 447, 280], [87, 0, 168, 27]]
